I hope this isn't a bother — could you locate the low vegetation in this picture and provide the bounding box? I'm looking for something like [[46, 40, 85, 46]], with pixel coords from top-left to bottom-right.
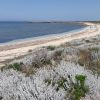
[[70, 75, 89, 100], [47, 45, 56, 51], [7, 62, 23, 71], [78, 48, 100, 74], [32, 58, 52, 68], [53, 50, 63, 61], [44, 75, 89, 100], [78, 49, 91, 67], [85, 39, 91, 43], [0, 34, 100, 99], [28, 49, 33, 52], [88, 47, 99, 53]]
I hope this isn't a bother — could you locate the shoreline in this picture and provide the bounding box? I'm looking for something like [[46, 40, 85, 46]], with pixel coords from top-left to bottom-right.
[[0, 22, 100, 67], [0, 26, 87, 46], [0, 21, 86, 46]]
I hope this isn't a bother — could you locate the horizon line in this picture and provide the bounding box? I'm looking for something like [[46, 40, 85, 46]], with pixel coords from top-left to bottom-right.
[[0, 20, 99, 22]]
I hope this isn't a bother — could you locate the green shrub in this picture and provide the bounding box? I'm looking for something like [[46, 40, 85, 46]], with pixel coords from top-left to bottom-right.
[[75, 75, 86, 88], [8, 63, 22, 71], [70, 75, 89, 100], [85, 40, 90, 43], [88, 47, 99, 53], [47, 46, 56, 51]]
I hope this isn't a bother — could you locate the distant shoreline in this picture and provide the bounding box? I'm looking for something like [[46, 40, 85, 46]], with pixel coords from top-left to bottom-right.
[[0, 21, 89, 24]]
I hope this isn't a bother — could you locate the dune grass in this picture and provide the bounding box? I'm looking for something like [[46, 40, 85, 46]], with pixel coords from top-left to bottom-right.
[[78, 48, 100, 74]]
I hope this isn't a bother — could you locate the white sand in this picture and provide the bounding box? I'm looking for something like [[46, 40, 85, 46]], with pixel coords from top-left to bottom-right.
[[0, 22, 100, 66]]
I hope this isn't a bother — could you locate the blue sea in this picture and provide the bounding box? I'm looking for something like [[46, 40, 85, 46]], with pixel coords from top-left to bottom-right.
[[0, 22, 86, 43]]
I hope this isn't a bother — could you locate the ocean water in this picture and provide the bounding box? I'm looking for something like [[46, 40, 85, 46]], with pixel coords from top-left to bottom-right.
[[0, 22, 85, 43]]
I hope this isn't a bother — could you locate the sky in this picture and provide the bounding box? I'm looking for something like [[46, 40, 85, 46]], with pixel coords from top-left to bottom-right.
[[0, 0, 100, 21]]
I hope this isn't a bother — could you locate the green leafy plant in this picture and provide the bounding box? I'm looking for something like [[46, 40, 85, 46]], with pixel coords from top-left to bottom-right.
[[8, 63, 22, 71], [70, 75, 89, 100]]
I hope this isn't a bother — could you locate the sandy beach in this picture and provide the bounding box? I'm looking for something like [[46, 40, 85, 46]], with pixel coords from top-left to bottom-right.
[[0, 22, 100, 67]]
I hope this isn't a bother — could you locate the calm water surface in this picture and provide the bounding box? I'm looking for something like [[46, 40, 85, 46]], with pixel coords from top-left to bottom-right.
[[0, 22, 85, 43]]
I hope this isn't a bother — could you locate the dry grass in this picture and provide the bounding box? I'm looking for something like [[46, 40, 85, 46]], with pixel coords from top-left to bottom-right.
[[78, 49, 100, 74], [78, 49, 92, 66], [53, 50, 63, 61]]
